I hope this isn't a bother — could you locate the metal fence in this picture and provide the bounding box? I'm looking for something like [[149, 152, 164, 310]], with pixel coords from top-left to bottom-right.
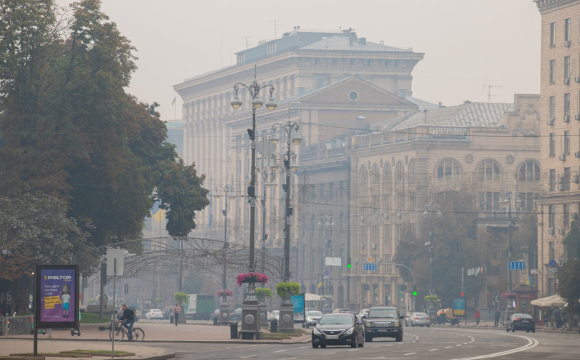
[[0, 315, 32, 336]]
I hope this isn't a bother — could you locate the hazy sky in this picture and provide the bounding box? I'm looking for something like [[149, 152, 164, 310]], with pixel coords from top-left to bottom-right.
[[55, 0, 541, 120]]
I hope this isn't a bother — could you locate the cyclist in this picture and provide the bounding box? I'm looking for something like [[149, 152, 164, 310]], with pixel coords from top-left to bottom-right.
[[117, 304, 135, 340]]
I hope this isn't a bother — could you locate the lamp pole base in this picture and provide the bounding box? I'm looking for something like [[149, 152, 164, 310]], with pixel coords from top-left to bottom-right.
[[239, 283, 263, 340], [278, 300, 295, 333], [219, 303, 230, 325]]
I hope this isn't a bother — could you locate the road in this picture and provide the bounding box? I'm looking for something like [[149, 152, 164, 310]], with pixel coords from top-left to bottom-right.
[[132, 326, 579, 360]]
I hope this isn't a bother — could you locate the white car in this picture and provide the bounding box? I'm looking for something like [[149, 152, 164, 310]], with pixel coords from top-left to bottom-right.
[[145, 308, 164, 319], [271, 310, 279, 322], [305, 310, 323, 328]]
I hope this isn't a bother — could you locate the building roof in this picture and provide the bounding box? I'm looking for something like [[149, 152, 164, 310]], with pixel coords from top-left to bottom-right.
[[405, 96, 440, 111], [387, 102, 514, 131], [300, 35, 412, 53]]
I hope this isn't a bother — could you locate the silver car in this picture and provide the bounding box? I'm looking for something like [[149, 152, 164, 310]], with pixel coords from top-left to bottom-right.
[[305, 310, 323, 328], [408, 312, 430, 327]]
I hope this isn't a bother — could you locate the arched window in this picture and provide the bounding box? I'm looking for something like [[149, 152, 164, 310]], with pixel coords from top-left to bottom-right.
[[395, 161, 404, 184], [478, 160, 501, 181], [371, 164, 380, 211], [383, 163, 392, 190], [359, 166, 369, 213], [310, 214, 315, 237], [437, 160, 460, 180], [519, 161, 540, 182], [408, 159, 416, 183]]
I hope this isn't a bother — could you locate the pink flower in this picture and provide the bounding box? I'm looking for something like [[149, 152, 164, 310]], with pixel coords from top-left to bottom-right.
[[236, 273, 269, 286]]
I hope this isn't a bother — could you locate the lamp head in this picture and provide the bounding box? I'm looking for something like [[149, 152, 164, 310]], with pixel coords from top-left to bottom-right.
[[436, 210, 442, 217], [266, 96, 277, 110], [290, 163, 299, 171], [270, 137, 279, 145], [292, 134, 303, 145], [252, 95, 263, 109], [423, 210, 429, 217], [230, 93, 242, 109]]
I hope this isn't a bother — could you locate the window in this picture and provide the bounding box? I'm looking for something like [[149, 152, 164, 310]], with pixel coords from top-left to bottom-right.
[[398, 89, 407, 98], [565, 56, 571, 80], [550, 96, 556, 120], [549, 241, 555, 260], [564, 204, 570, 227], [565, 93, 570, 116], [550, 22, 556, 46], [479, 192, 500, 211], [565, 18, 571, 42], [565, 167, 571, 190], [518, 192, 536, 212], [550, 133, 556, 156], [550, 59, 556, 83], [329, 182, 334, 198], [367, 59, 373, 66], [302, 248, 306, 271], [478, 160, 500, 181], [395, 161, 404, 184], [311, 214, 315, 237], [519, 161, 540, 181], [437, 160, 460, 180], [408, 159, 415, 183], [549, 206, 555, 228], [320, 184, 325, 198], [550, 169, 556, 192], [349, 59, 355, 66], [384, 60, 389, 67], [565, 131, 571, 154]]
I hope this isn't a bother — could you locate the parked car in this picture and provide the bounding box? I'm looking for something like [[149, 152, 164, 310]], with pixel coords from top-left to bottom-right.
[[357, 309, 370, 321], [305, 310, 323, 328], [506, 313, 535, 333], [163, 309, 172, 320], [407, 312, 430, 327], [312, 313, 365, 348], [267, 311, 272, 322], [364, 307, 404, 342], [145, 309, 164, 320], [332, 308, 351, 314]]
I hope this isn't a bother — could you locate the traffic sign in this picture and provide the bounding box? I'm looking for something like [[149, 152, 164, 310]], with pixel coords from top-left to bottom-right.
[[324, 270, 330, 276], [368, 257, 374, 263], [549, 260, 557, 268], [509, 261, 525, 270], [364, 264, 377, 271], [558, 259, 563, 267], [548, 268, 558, 273]]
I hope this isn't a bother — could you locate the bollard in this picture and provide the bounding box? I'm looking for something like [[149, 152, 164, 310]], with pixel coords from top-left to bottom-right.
[[213, 316, 218, 326], [230, 321, 239, 339], [270, 319, 278, 333]]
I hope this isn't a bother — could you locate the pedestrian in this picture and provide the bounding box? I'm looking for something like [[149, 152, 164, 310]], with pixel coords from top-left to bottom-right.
[[474, 309, 481, 326], [118, 304, 135, 340], [173, 303, 181, 326], [494, 309, 500, 327]]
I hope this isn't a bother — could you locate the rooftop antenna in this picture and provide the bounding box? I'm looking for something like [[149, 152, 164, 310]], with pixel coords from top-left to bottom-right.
[[272, 20, 281, 39], [482, 78, 501, 103], [243, 37, 252, 49]]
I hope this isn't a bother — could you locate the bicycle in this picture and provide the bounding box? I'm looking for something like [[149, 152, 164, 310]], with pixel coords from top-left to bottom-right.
[[109, 322, 145, 342]]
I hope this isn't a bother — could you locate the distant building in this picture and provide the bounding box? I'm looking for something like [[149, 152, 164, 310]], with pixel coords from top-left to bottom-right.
[[534, 0, 580, 298]]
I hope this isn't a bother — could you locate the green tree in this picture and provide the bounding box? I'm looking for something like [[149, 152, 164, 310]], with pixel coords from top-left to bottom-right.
[[563, 220, 580, 260], [557, 259, 580, 316], [255, 288, 273, 302], [174, 292, 188, 304]]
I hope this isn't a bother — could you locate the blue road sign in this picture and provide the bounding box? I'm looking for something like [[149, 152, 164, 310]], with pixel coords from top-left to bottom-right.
[[324, 270, 330, 276], [509, 261, 526, 270], [364, 264, 377, 271], [549, 259, 557, 268]]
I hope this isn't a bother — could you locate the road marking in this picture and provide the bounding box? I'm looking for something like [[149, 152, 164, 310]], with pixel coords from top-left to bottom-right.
[[240, 356, 256, 359], [429, 349, 438, 351], [463, 342, 469, 344], [452, 334, 540, 360], [273, 350, 287, 353], [349, 349, 359, 351], [299, 346, 308, 348], [404, 353, 416, 356], [445, 346, 452, 349], [321, 353, 335, 356], [456, 344, 462, 346]]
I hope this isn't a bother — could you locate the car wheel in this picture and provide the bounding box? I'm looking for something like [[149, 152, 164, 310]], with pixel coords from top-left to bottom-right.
[[427, 325, 430, 328], [312, 343, 318, 348], [511, 327, 515, 332], [411, 323, 415, 327], [321, 344, 326, 348], [365, 335, 373, 342], [351, 343, 357, 348]]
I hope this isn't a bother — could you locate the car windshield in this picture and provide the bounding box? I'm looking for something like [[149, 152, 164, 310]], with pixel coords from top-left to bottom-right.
[[319, 315, 353, 325], [151, 309, 161, 312], [308, 311, 322, 316], [368, 309, 398, 319], [514, 314, 532, 319]]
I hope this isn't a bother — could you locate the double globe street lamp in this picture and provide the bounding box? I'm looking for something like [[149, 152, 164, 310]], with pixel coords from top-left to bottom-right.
[[230, 66, 277, 339]]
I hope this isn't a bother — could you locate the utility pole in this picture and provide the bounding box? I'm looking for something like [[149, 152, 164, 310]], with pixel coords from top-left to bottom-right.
[[218, 184, 234, 324], [501, 178, 520, 321]]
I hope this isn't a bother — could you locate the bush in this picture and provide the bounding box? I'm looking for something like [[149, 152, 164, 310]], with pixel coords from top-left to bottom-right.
[[255, 288, 273, 302], [276, 282, 300, 299], [174, 292, 188, 304]]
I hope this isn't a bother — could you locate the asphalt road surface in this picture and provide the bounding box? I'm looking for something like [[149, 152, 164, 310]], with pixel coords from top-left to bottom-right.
[[135, 326, 579, 360]]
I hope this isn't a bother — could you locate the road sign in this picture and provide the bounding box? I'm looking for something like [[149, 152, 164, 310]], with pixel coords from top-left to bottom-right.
[[364, 264, 377, 271], [257, 139, 276, 157], [548, 268, 558, 273], [558, 259, 563, 267], [324, 270, 330, 276], [368, 256, 374, 263], [530, 269, 539, 275], [107, 249, 124, 276], [508, 261, 525, 270], [325, 257, 342, 267], [549, 260, 557, 268]]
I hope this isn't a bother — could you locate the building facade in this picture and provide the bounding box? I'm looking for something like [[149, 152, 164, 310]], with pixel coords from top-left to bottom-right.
[[534, 0, 580, 298]]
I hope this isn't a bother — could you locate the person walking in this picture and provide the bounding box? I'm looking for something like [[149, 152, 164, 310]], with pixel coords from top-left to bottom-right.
[[118, 304, 135, 340], [494, 309, 500, 327], [474, 309, 481, 326], [173, 303, 181, 326]]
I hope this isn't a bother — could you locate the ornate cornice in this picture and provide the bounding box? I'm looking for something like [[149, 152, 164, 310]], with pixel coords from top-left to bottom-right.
[[535, 0, 579, 13]]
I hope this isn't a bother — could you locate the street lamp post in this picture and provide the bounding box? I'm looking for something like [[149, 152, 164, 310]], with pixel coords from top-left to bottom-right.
[[423, 203, 441, 323], [271, 119, 302, 333], [216, 184, 234, 325], [500, 178, 520, 321], [230, 66, 277, 340]]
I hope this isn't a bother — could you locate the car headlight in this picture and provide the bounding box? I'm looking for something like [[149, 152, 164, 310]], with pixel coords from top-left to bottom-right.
[[365, 322, 374, 327], [343, 327, 354, 336], [307, 317, 312, 322], [392, 322, 400, 327], [313, 327, 322, 335]]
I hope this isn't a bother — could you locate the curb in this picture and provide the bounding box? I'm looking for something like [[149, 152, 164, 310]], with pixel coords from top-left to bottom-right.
[[2, 337, 311, 346], [137, 352, 175, 360], [422, 324, 578, 334]]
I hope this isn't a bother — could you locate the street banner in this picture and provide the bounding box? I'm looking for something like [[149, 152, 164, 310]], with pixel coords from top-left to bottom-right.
[[291, 294, 305, 323], [453, 297, 466, 317], [35, 264, 80, 329]]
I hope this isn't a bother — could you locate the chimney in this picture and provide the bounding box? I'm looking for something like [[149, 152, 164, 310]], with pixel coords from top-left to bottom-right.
[[463, 100, 472, 104], [358, 37, 366, 45], [349, 32, 357, 45]]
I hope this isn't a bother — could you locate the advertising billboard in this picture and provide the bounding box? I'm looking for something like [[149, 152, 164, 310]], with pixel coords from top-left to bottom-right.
[[291, 294, 305, 323], [35, 265, 79, 329], [453, 297, 466, 317]]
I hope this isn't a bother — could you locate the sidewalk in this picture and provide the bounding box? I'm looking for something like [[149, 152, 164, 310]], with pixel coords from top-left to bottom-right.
[[4, 323, 312, 344], [0, 339, 174, 360]]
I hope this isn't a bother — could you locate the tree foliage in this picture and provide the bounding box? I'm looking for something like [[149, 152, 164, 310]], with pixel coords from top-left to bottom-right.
[[0, 0, 208, 276], [276, 282, 300, 299], [557, 259, 580, 316], [174, 292, 188, 304], [255, 288, 273, 302], [563, 220, 580, 261]]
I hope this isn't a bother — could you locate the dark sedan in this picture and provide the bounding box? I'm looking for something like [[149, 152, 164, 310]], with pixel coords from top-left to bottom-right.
[[506, 313, 535, 333], [311, 313, 365, 348]]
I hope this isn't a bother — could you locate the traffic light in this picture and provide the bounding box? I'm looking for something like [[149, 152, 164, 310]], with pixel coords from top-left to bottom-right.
[[412, 284, 417, 297], [347, 257, 352, 269], [460, 291, 464, 297]]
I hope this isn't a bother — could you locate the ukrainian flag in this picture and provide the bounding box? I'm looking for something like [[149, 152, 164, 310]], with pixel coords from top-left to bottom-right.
[[172, 96, 176, 106]]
